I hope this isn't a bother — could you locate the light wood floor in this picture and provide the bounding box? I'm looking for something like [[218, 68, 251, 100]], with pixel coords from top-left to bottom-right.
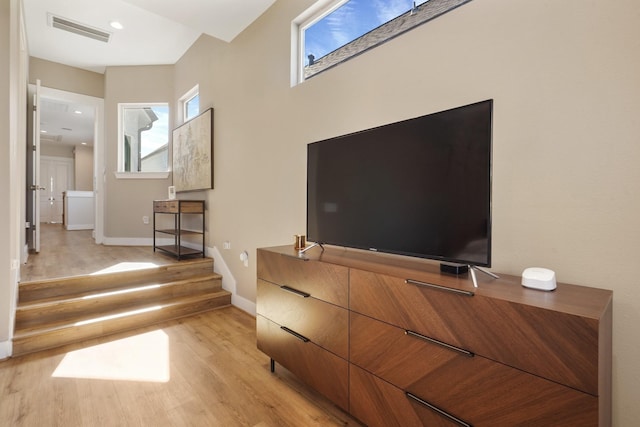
[[21, 224, 181, 282], [0, 307, 362, 426], [12, 225, 362, 426]]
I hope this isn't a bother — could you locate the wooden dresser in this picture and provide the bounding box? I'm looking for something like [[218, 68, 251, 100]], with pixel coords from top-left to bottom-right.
[[256, 245, 612, 427]]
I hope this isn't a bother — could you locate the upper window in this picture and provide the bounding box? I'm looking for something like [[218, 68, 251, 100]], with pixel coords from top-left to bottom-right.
[[118, 103, 169, 173], [295, 0, 471, 83], [180, 85, 200, 122]]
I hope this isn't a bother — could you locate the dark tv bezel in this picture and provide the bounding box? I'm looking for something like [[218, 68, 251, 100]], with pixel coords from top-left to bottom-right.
[[306, 99, 493, 267]]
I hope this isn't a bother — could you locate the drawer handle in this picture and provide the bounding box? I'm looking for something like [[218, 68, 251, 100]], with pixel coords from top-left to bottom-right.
[[405, 330, 474, 357], [280, 326, 310, 343], [406, 392, 473, 427], [280, 285, 310, 298], [405, 279, 475, 297]]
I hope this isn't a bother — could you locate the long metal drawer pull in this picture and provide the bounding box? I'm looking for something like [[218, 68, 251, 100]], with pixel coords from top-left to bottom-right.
[[405, 279, 475, 297], [405, 330, 474, 357], [280, 285, 310, 298], [406, 392, 473, 427], [280, 326, 310, 343]]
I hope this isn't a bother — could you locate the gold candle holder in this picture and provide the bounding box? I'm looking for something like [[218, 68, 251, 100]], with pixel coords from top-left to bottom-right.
[[294, 234, 306, 250]]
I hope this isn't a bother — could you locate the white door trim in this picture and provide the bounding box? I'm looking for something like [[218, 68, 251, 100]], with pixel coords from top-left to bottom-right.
[[37, 86, 105, 244]]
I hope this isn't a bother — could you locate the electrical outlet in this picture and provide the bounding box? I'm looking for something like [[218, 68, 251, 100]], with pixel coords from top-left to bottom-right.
[[142, 216, 149, 224], [223, 241, 231, 250]]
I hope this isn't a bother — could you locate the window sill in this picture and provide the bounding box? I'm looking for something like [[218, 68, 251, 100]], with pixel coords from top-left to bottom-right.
[[114, 172, 171, 180]]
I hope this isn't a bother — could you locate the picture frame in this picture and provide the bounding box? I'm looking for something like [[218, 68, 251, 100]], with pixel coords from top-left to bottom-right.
[[172, 108, 213, 192]]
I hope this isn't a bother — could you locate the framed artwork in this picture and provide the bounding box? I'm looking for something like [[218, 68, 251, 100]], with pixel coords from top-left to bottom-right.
[[172, 108, 213, 192]]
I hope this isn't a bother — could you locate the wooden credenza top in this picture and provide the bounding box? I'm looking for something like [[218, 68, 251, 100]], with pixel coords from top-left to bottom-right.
[[260, 245, 612, 319]]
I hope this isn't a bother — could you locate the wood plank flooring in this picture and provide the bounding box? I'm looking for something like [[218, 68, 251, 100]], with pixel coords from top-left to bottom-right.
[[11, 225, 362, 426], [1, 307, 362, 426], [21, 224, 180, 282]]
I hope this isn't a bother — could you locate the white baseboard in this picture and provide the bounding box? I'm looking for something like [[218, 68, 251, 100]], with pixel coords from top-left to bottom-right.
[[0, 340, 12, 360], [209, 246, 256, 316], [231, 294, 257, 316], [65, 224, 94, 231]]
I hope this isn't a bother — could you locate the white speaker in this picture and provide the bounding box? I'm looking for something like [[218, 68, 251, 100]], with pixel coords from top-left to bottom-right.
[[521, 267, 556, 291]]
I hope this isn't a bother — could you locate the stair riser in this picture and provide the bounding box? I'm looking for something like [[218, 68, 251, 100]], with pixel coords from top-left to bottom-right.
[[19, 259, 214, 303], [12, 294, 232, 356], [15, 277, 223, 329]]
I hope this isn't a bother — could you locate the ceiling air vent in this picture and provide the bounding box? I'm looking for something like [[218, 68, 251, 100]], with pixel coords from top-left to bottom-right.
[[48, 14, 111, 43]]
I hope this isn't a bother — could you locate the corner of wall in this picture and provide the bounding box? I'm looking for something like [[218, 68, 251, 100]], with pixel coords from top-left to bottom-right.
[[209, 246, 256, 316]]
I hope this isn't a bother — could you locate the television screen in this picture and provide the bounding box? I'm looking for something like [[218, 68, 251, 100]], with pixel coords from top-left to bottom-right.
[[306, 99, 493, 266]]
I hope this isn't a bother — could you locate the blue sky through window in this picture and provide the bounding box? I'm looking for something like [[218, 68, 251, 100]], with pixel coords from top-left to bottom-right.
[[304, 0, 429, 65], [140, 106, 169, 157]]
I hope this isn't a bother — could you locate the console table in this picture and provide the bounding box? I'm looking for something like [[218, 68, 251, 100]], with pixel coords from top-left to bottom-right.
[[153, 200, 205, 259], [256, 245, 612, 426]]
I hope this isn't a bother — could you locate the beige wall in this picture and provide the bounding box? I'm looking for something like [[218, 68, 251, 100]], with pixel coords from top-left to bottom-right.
[[103, 65, 174, 239], [29, 57, 104, 98], [171, 0, 639, 424], [74, 145, 93, 191], [1, 0, 28, 359]]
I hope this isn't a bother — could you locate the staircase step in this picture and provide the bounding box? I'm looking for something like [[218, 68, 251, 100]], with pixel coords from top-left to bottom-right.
[[18, 258, 215, 303], [15, 273, 223, 329], [13, 290, 232, 356], [13, 257, 233, 357]]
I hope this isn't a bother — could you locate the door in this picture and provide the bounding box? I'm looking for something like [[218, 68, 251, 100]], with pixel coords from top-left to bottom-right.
[[27, 80, 43, 252], [40, 157, 74, 224]]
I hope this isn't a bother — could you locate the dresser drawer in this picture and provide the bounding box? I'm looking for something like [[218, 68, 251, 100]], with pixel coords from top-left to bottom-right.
[[256, 315, 348, 411], [350, 364, 450, 427], [257, 248, 349, 307], [256, 279, 348, 359], [349, 268, 601, 395], [350, 312, 598, 426], [154, 200, 179, 213], [153, 200, 204, 213]]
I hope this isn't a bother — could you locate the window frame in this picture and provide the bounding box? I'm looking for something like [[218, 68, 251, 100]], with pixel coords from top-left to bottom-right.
[[293, 0, 472, 85], [115, 102, 171, 179], [179, 85, 200, 123]]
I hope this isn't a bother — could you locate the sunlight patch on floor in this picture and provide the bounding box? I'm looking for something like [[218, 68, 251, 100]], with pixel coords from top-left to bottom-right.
[[52, 330, 170, 382], [74, 306, 162, 327], [90, 262, 160, 275], [81, 284, 162, 300]]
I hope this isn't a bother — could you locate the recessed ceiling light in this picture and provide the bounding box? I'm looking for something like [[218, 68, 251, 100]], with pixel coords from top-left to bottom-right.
[[81, 142, 88, 145], [74, 110, 82, 114], [110, 21, 123, 30], [40, 130, 47, 133]]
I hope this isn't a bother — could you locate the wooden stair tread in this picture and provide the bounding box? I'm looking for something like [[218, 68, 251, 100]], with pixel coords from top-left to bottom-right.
[[18, 258, 215, 303], [13, 256, 233, 357], [13, 290, 232, 339], [16, 273, 223, 308]]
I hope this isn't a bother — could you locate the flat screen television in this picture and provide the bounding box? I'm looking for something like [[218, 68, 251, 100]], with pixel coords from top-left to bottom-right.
[[306, 99, 493, 267]]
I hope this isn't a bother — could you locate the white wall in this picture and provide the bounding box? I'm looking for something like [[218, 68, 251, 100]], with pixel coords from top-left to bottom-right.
[[172, 0, 639, 424]]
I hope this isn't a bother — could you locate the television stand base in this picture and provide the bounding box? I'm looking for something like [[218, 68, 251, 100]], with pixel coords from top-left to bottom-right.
[[468, 265, 500, 288]]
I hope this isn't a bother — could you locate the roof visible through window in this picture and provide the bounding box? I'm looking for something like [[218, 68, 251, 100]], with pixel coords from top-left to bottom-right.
[[299, 0, 470, 82], [304, 0, 430, 66]]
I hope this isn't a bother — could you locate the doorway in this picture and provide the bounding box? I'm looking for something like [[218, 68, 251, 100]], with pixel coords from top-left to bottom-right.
[[25, 84, 104, 261]]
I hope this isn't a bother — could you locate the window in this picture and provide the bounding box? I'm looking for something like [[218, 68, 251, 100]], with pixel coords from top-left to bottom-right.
[[118, 103, 170, 173], [295, 0, 471, 83], [180, 85, 200, 122]]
